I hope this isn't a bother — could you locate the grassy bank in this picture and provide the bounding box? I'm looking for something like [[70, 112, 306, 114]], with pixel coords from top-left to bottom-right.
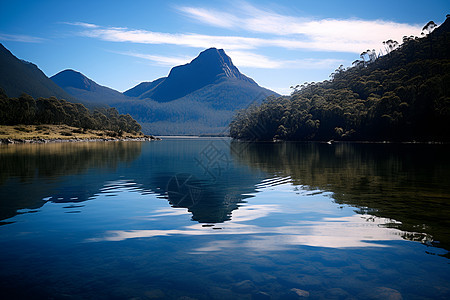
[[0, 124, 154, 142]]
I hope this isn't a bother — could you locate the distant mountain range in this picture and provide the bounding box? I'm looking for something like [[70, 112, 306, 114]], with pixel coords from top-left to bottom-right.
[[0, 45, 277, 135]]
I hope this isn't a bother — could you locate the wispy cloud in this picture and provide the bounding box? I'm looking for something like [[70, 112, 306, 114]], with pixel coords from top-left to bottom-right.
[[178, 7, 239, 29], [78, 26, 263, 50], [0, 33, 46, 43], [115, 51, 192, 66], [177, 2, 422, 53], [227, 50, 283, 68], [62, 22, 99, 28], [68, 15, 420, 54], [227, 51, 343, 69]]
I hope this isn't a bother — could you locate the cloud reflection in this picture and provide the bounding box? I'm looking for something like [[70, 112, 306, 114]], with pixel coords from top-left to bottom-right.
[[89, 203, 410, 252]]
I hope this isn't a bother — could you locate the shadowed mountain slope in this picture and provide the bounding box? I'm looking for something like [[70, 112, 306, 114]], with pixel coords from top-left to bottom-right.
[[0, 43, 77, 101]]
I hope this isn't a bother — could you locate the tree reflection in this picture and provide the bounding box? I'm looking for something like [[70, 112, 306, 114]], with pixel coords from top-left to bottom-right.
[[231, 141, 450, 254], [0, 142, 142, 220]]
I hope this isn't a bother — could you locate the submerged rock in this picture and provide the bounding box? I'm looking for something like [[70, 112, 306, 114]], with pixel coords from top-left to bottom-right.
[[325, 288, 351, 298], [289, 288, 310, 298], [361, 287, 402, 300], [233, 280, 256, 293], [252, 291, 271, 300], [144, 289, 165, 299]]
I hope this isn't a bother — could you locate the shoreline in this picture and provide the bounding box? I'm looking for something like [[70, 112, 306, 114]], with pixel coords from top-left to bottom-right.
[[0, 136, 161, 145], [0, 124, 161, 145], [0, 135, 161, 145], [230, 138, 449, 145]]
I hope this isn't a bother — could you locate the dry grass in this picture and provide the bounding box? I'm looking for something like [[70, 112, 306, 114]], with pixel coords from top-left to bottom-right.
[[0, 125, 143, 140]]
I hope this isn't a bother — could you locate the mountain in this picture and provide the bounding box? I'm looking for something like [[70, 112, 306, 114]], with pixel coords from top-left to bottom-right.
[[51, 69, 129, 105], [126, 48, 258, 102], [119, 48, 278, 134], [0, 43, 76, 101]]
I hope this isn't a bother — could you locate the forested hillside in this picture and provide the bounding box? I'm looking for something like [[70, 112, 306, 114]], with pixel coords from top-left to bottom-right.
[[0, 90, 141, 134], [230, 17, 450, 142]]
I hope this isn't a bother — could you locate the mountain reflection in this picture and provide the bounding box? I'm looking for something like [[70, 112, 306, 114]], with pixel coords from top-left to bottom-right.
[[0, 139, 265, 224], [143, 139, 265, 223], [0, 142, 143, 220], [165, 173, 243, 223], [231, 141, 450, 254]]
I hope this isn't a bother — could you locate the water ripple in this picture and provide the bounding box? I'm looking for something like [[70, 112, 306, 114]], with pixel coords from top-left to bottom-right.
[[255, 176, 292, 189]]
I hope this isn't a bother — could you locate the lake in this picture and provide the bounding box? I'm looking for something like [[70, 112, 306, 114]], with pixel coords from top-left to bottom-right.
[[0, 139, 449, 299]]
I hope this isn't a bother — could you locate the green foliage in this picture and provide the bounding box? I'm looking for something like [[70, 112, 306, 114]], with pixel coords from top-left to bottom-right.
[[230, 18, 450, 141], [0, 90, 142, 133]]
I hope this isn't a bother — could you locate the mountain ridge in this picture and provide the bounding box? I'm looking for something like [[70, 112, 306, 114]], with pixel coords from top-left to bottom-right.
[[0, 43, 77, 101], [50, 69, 130, 105], [124, 77, 166, 98]]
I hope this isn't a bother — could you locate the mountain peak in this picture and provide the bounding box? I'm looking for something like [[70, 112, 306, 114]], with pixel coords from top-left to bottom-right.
[[142, 48, 256, 102], [51, 69, 93, 91], [182, 47, 253, 82], [193, 47, 228, 64], [50, 69, 130, 104]]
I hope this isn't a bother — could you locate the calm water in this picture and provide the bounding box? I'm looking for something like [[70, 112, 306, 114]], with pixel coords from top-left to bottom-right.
[[0, 139, 449, 299]]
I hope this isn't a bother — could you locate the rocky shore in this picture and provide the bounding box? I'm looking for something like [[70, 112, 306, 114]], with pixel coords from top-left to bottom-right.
[[0, 135, 161, 145]]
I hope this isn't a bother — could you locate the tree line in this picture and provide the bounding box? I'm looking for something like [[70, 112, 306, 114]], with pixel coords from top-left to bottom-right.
[[0, 90, 142, 133], [230, 17, 450, 142]]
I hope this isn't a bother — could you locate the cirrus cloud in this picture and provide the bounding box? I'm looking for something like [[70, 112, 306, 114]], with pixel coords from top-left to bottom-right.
[[227, 50, 344, 69], [0, 33, 46, 43], [177, 2, 422, 53], [114, 51, 192, 66], [68, 15, 421, 54], [80, 27, 264, 50]]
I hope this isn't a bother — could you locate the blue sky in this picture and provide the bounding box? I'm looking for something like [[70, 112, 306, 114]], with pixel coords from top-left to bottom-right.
[[0, 0, 448, 95]]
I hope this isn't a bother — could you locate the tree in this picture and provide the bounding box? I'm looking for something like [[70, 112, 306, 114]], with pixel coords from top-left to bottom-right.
[[383, 40, 399, 56], [421, 21, 437, 57], [422, 21, 437, 35], [360, 51, 367, 67]]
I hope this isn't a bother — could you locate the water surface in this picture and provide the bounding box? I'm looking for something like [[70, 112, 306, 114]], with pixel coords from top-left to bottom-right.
[[0, 139, 449, 299]]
